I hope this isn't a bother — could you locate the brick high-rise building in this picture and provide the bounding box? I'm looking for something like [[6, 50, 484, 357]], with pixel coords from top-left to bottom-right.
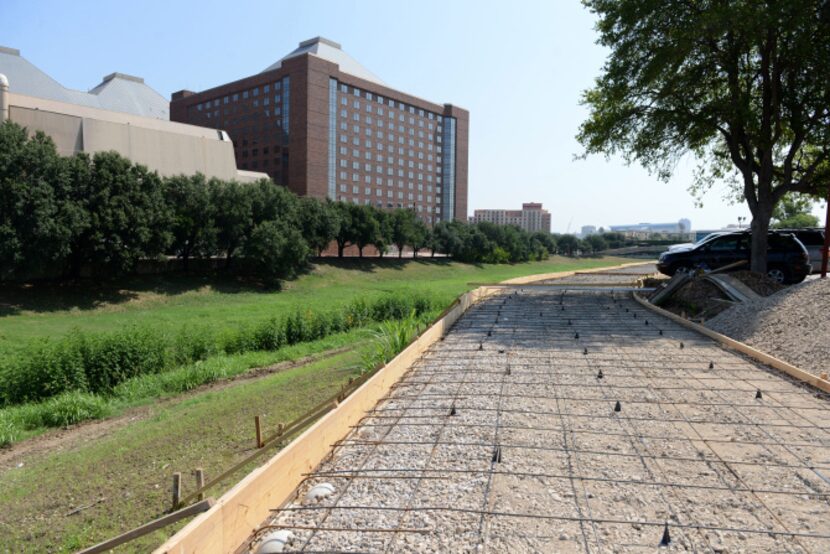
[[170, 37, 468, 224], [472, 202, 552, 233]]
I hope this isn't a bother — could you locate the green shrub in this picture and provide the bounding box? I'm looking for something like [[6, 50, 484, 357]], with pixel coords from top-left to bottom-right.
[[80, 327, 167, 392], [39, 391, 111, 427], [0, 292, 439, 410], [362, 310, 427, 372], [0, 335, 87, 404]]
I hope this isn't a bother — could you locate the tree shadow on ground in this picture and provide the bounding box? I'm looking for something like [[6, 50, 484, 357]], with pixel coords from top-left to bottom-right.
[[312, 256, 453, 273], [0, 257, 457, 316]]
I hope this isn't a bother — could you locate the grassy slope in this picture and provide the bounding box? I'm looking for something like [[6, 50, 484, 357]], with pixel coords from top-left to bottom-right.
[[0, 349, 364, 552], [0, 257, 626, 354]]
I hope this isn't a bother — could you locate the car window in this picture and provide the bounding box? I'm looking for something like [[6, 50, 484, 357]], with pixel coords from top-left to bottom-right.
[[708, 237, 739, 251], [794, 231, 823, 246]]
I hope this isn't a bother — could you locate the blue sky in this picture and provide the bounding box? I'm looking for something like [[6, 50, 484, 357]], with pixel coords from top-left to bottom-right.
[[3, 0, 824, 232]]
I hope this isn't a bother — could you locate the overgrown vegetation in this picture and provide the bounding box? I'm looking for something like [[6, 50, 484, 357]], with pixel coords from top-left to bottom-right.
[[0, 292, 437, 408], [361, 310, 430, 371]]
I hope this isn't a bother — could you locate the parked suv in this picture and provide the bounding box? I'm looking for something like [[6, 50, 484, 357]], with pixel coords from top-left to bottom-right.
[[775, 228, 827, 273], [656, 231, 811, 284]]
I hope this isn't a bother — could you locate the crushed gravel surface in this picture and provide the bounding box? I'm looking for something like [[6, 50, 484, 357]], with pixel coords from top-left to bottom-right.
[[247, 267, 830, 553], [706, 278, 830, 374]]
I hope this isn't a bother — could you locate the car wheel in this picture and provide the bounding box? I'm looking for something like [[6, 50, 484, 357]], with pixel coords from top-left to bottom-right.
[[767, 266, 788, 284], [674, 265, 691, 275]]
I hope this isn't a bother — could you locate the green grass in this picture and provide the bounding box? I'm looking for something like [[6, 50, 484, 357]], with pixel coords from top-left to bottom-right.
[[0, 256, 630, 552], [0, 257, 626, 355], [0, 347, 366, 553]]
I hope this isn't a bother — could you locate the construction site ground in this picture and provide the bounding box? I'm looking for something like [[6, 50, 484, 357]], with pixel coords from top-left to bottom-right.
[[252, 264, 830, 553]]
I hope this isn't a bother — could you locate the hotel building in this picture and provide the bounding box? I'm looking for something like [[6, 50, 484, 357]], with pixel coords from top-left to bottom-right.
[[170, 37, 469, 223]]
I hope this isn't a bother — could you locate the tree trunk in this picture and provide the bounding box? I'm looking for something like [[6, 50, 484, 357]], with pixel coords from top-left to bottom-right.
[[749, 209, 772, 273], [358, 246, 363, 258], [398, 245, 403, 259], [337, 242, 344, 258]]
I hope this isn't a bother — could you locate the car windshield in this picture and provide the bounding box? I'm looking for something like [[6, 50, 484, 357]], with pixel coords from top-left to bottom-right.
[[693, 233, 724, 246]]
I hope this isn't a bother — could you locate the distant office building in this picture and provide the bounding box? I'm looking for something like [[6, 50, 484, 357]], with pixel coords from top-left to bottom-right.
[[472, 203, 551, 233], [609, 219, 692, 235], [170, 37, 469, 224], [581, 225, 597, 237], [0, 46, 263, 182]]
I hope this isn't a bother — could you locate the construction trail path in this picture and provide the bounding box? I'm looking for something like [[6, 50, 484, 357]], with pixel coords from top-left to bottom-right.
[[254, 264, 830, 553]]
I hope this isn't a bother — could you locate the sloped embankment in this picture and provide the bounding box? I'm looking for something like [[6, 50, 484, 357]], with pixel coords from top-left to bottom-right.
[[706, 278, 830, 373]]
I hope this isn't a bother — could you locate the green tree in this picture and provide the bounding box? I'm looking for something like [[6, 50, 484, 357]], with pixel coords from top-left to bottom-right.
[[772, 194, 820, 228], [67, 151, 171, 276], [243, 220, 309, 285], [0, 122, 83, 279], [211, 180, 254, 268], [557, 234, 580, 257], [351, 204, 381, 258], [390, 209, 418, 258], [578, 0, 830, 272], [410, 218, 430, 258], [298, 197, 340, 256], [165, 174, 217, 271], [585, 234, 608, 254], [333, 201, 355, 257], [432, 220, 464, 258]]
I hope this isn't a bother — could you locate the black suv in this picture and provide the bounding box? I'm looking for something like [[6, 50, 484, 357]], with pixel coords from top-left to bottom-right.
[[775, 228, 826, 273], [657, 231, 811, 284]]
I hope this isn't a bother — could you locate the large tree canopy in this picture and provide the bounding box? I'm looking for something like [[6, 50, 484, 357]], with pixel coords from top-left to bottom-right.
[[578, 0, 830, 272]]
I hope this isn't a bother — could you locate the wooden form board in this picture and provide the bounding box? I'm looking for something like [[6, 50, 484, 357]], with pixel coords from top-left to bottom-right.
[[154, 262, 651, 554], [632, 292, 830, 394]]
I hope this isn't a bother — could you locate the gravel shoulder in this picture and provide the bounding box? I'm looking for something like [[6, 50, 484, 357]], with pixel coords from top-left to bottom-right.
[[706, 278, 830, 374]]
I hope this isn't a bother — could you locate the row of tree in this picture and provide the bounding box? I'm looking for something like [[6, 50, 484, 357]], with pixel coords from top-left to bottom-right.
[[1, 122, 563, 283]]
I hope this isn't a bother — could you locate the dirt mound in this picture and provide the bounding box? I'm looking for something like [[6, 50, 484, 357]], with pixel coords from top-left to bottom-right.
[[655, 278, 731, 320], [729, 270, 785, 297], [706, 277, 830, 373]]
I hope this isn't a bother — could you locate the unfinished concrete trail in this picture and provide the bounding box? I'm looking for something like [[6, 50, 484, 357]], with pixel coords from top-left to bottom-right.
[[261, 265, 830, 553]]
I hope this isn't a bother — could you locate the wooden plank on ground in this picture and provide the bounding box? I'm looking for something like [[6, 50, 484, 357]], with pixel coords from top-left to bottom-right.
[[76, 499, 214, 554]]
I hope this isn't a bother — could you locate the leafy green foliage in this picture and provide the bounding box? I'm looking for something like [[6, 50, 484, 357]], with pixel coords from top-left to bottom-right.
[[578, 0, 830, 272], [166, 174, 217, 270], [361, 310, 427, 372], [772, 194, 820, 228], [0, 292, 438, 407]]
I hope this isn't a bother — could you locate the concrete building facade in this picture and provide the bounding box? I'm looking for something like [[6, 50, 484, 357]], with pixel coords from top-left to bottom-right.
[[170, 37, 469, 224], [0, 46, 264, 182], [472, 202, 551, 233]]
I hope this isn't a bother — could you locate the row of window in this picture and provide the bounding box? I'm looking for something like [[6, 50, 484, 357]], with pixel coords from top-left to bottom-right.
[[338, 83, 443, 124], [194, 81, 283, 112], [336, 195, 441, 217], [337, 170, 443, 188], [337, 184, 438, 202]]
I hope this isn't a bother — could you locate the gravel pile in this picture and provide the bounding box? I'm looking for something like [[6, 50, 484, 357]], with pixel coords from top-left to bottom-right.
[[706, 277, 830, 373]]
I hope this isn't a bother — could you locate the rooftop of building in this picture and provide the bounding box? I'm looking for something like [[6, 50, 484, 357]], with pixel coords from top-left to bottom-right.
[[261, 36, 386, 86], [0, 46, 168, 119]]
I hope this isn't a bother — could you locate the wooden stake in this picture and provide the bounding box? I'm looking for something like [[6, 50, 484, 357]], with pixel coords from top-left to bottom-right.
[[172, 472, 182, 509], [194, 468, 205, 501], [255, 415, 263, 448]]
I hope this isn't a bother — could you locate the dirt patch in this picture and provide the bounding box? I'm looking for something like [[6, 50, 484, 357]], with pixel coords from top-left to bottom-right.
[[706, 277, 830, 373], [658, 278, 732, 320], [729, 270, 785, 297]]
